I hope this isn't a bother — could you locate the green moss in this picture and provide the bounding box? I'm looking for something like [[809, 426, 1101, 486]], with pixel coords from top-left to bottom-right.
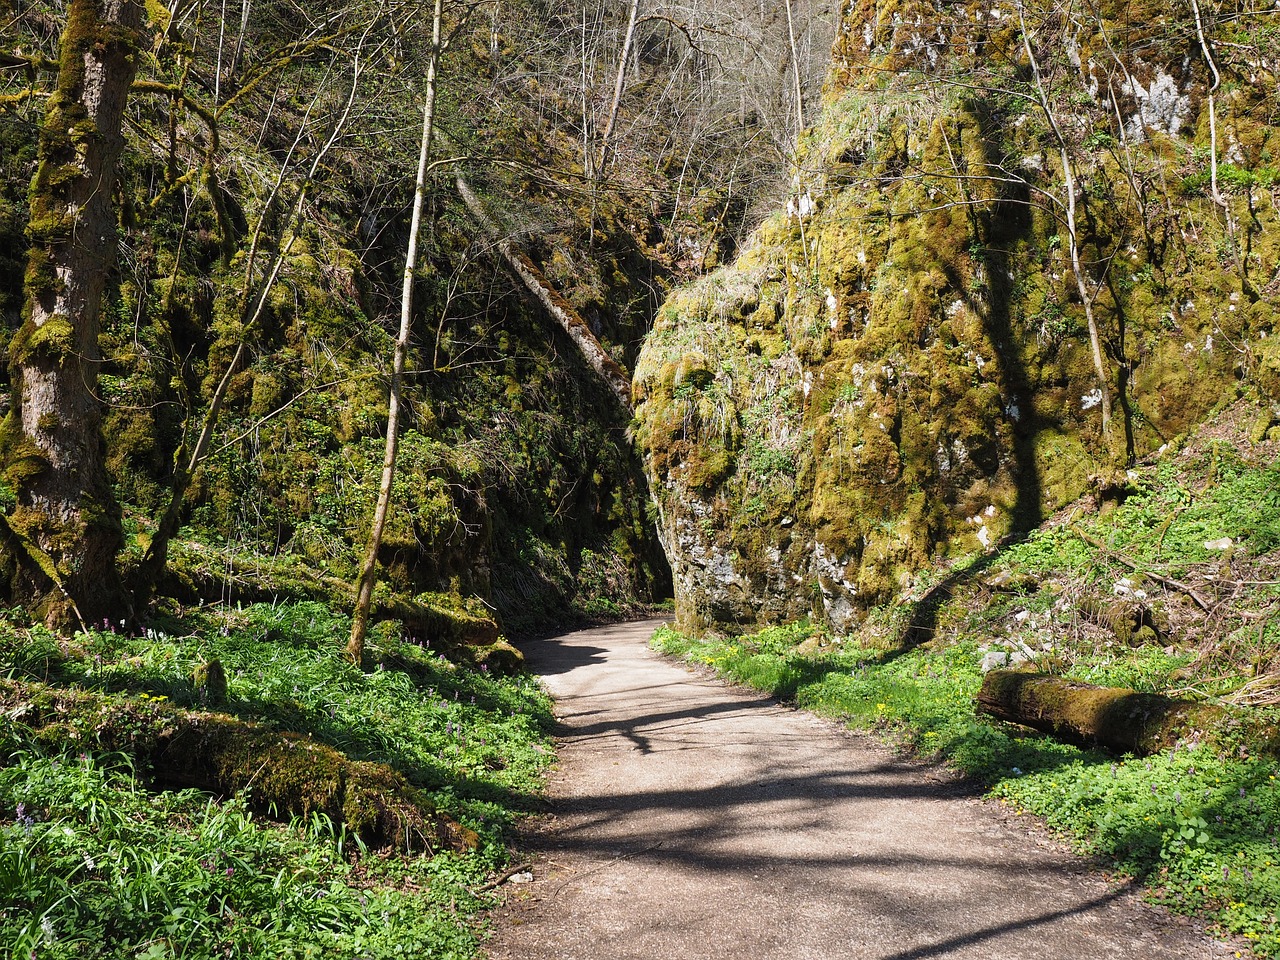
[[978, 671, 1274, 758], [684, 447, 733, 489], [0, 677, 477, 851], [637, 0, 1272, 636], [192, 658, 227, 704], [1033, 429, 1092, 510], [1255, 336, 1280, 404], [11, 314, 75, 363]]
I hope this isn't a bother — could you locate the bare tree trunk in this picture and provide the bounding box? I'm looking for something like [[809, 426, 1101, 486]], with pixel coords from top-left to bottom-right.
[[348, 0, 444, 665], [783, 0, 804, 137], [1061, 143, 1111, 433], [454, 174, 634, 413], [1, 0, 144, 630], [1017, 3, 1112, 437], [597, 0, 640, 173]]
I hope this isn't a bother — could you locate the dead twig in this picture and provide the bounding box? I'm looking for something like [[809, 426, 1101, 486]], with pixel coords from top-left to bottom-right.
[[472, 862, 534, 895], [1072, 528, 1215, 613]]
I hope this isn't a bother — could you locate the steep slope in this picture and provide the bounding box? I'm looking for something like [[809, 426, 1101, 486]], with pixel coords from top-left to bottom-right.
[[635, 0, 1280, 634]]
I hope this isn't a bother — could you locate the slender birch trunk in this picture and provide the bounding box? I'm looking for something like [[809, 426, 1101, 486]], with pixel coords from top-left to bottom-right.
[[1017, 3, 1112, 435], [597, 0, 640, 173], [348, 0, 444, 664], [783, 0, 805, 138]]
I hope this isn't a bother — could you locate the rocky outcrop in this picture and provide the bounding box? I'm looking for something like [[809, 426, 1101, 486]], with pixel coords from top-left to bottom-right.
[[635, 0, 1280, 635]]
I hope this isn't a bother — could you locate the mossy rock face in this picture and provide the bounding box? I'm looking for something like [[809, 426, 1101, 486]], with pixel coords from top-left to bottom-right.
[[634, 0, 1276, 636], [1255, 337, 1280, 405], [1, 38, 673, 637]]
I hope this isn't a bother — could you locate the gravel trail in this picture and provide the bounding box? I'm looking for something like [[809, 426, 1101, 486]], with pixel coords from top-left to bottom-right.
[[485, 619, 1230, 960]]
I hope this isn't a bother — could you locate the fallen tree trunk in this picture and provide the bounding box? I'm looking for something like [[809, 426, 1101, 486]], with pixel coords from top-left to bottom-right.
[[454, 173, 633, 413], [0, 678, 477, 852], [976, 670, 1245, 756], [162, 541, 501, 650]]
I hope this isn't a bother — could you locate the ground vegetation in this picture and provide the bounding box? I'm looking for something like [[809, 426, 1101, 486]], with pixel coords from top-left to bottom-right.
[[0, 600, 554, 957]]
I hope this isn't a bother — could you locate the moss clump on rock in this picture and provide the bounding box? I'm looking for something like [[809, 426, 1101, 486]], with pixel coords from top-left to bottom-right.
[[192, 658, 227, 705]]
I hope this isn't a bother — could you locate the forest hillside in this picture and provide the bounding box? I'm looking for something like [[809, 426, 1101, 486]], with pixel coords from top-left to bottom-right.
[[1, 0, 837, 637]]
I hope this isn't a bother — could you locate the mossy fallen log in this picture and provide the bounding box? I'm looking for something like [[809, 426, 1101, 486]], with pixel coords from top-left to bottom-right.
[[976, 671, 1279, 757], [0, 678, 477, 852], [163, 541, 500, 651]]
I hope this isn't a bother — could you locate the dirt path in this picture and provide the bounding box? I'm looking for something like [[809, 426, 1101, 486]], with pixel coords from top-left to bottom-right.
[[485, 619, 1231, 960]]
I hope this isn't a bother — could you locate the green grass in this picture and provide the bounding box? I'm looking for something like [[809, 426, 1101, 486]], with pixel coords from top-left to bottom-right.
[[1084, 452, 1280, 572], [0, 603, 554, 959]]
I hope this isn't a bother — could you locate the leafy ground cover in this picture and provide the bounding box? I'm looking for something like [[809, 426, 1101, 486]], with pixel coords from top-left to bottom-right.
[[652, 427, 1280, 956], [0, 602, 554, 959]]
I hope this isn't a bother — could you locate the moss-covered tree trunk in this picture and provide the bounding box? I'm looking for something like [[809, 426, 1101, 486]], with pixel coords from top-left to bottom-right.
[[454, 174, 634, 413], [0, 678, 479, 852], [976, 671, 1234, 756], [0, 0, 143, 629]]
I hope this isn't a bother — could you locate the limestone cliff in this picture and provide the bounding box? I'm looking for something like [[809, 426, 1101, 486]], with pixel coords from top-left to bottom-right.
[[634, 0, 1280, 634]]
